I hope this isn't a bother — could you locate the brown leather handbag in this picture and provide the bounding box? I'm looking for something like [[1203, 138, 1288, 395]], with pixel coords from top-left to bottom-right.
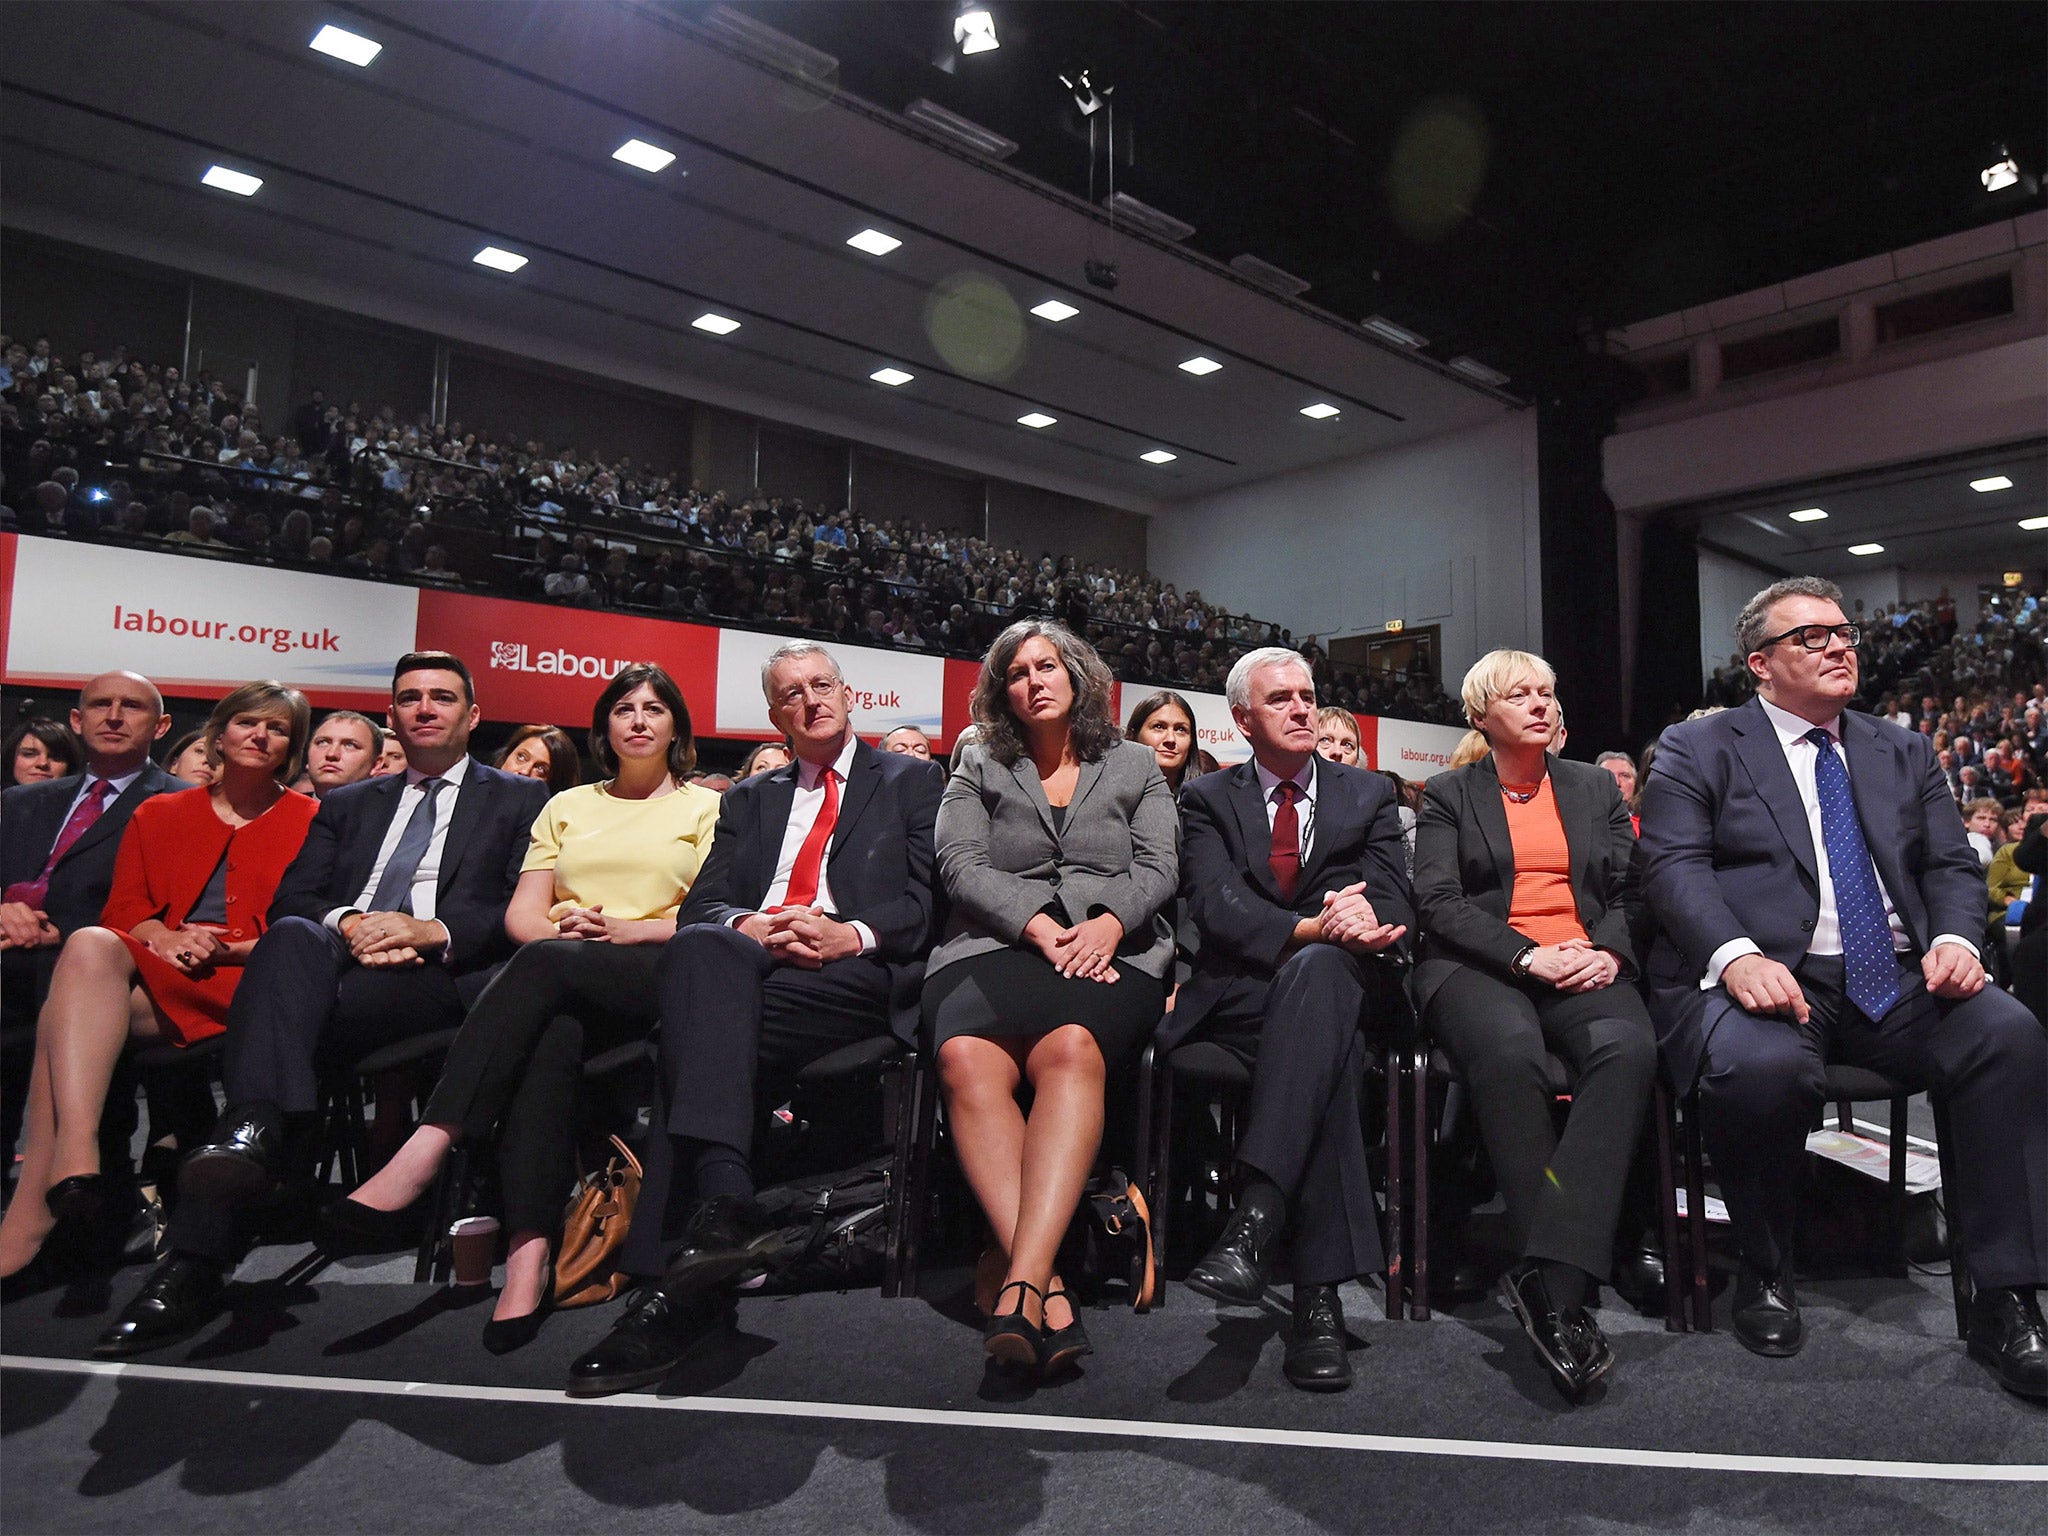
[[552, 1135, 642, 1309]]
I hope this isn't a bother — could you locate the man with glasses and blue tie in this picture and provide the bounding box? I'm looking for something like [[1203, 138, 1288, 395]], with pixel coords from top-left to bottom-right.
[[1640, 578, 2046, 1400], [98, 652, 548, 1355]]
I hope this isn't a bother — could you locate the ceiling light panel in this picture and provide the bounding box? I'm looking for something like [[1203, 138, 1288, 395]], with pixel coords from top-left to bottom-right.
[[1178, 356, 1222, 376], [847, 229, 902, 256], [1971, 475, 2014, 492], [691, 313, 741, 335], [870, 367, 914, 386], [1300, 402, 1341, 419], [472, 246, 528, 272], [1847, 543, 1885, 556], [2019, 515, 2048, 531], [200, 165, 262, 196], [1030, 300, 1079, 322], [612, 139, 677, 173], [308, 24, 381, 66], [1017, 412, 1057, 429], [1362, 314, 1428, 348], [1140, 449, 1177, 464], [1788, 508, 1829, 522]]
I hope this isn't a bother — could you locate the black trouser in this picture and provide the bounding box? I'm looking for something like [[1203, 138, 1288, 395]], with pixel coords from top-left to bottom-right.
[[169, 916, 470, 1262], [1183, 946, 1390, 1287], [619, 922, 892, 1276], [1425, 965, 1657, 1281], [423, 939, 659, 1240], [1698, 952, 2048, 1288]]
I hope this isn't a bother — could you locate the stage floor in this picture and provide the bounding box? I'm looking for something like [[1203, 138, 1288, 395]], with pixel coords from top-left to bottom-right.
[[3, 1245, 2043, 1534]]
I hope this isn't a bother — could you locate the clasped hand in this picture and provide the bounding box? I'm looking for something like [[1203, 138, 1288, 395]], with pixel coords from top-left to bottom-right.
[[738, 906, 863, 969], [340, 910, 446, 968], [1525, 938, 1618, 993], [0, 900, 60, 951], [1316, 882, 1407, 953], [1025, 911, 1124, 982], [145, 923, 227, 974], [555, 905, 667, 946]]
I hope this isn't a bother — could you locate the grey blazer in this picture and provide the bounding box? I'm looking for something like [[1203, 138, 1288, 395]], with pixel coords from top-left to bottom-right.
[[930, 737, 1180, 980]]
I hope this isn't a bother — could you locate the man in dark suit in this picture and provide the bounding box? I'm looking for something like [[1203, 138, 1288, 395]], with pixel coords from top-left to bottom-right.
[[1173, 648, 1413, 1392], [2, 671, 182, 1176], [1641, 578, 2046, 1399], [569, 640, 941, 1396], [97, 652, 548, 1356]]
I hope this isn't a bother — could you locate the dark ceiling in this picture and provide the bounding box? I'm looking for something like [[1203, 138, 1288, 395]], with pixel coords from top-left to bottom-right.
[[747, 0, 2048, 384]]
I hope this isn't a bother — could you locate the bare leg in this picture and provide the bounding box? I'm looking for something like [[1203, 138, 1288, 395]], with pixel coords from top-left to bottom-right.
[[941, 1035, 1031, 1318], [0, 1035, 61, 1275], [1006, 1025, 1105, 1330], [347, 1123, 457, 1212], [494, 1229, 550, 1321]]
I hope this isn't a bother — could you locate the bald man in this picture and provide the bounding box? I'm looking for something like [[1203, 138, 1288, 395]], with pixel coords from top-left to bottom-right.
[[2, 671, 185, 1180]]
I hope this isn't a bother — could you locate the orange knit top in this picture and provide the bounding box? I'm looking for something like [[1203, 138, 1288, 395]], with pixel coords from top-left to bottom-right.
[[1500, 776, 1588, 947]]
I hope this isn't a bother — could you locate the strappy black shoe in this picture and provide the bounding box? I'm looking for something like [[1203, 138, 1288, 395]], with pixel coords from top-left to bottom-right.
[[982, 1279, 1048, 1369], [1043, 1286, 1094, 1374]]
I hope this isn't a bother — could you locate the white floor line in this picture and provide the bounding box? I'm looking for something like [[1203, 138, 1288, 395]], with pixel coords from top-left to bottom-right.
[[1850, 1117, 1940, 1152], [6, 1354, 2043, 1484]]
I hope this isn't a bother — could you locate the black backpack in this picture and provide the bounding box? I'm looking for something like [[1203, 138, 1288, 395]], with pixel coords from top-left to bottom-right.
[[749, 1155, 895, 1294]]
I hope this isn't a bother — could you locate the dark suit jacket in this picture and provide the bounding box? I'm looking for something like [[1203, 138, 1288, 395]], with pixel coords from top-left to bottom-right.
[[1, 764, 189, 938], [266, 760, 548, 993], [1410, 756, 1639, 1016], [677, 738, 943, 1040], [1170, 755, 1414, 1049], [1638, 695, 1985, 1088]]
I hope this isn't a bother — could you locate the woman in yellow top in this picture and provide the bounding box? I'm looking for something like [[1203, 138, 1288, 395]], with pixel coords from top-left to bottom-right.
[[326, 663, 719, 1352], [1411, 650, 1655, 1403]]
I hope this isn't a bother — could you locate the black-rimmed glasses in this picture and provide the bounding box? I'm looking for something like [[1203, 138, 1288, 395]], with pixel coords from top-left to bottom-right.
[[1759, 622, 1860, 652]]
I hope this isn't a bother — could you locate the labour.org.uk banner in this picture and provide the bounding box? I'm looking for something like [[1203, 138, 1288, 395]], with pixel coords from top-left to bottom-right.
[[2, 534, 417, 707], [714, 628, 945, 741]]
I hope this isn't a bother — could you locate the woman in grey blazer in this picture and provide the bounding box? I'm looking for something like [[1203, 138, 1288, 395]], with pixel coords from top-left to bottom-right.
[[926, 620, 1179, 1376]]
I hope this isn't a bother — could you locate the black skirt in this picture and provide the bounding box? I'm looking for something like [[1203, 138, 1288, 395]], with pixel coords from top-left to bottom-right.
[[922, 947, 1164, 1066]]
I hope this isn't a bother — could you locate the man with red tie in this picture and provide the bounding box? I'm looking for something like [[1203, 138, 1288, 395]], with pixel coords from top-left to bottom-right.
[[570, 640, 941, 1396], [1171, 648, 1415, 1392]]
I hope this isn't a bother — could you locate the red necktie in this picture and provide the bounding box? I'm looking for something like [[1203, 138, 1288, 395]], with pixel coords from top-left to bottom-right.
[[1269, 781, 1302, 903], [5, 778, 113, 909], [780, 767, 840, 910]]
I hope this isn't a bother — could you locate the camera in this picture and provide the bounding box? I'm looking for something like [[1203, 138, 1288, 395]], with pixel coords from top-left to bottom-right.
[[1084, 259, 1120, 292]]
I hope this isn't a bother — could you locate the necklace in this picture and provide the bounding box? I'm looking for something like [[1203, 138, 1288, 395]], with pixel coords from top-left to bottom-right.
[[1500, 780, 1543, 804]]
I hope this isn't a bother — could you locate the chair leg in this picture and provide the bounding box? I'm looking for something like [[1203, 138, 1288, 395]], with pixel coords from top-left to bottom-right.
[[1930, 1097, 1969, 1340], [1653, 1078, 1686, 1331], [1836, 1098, 1854, 1134], [899, 1053, 940, 1299], [1383, 1048, 1406, 1322], [1149, 1069, 1173, 1303], [1887, 1093, 1909, 1277], [1681, 1091, 1713, 1332], [881, 1052, 918, 1299], [1410, 1044, 1431, 1322]]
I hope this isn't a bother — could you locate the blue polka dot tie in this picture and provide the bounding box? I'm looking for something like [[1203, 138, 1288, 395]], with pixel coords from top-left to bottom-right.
[[1805, 728, 1899, 1020]]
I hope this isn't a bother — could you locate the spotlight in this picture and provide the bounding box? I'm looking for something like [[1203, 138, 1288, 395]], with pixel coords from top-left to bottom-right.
[[954, 6, 998, 55], [1982, 148, 2021, 193], [1060, 69, 1107, 117], [1084, 258, 1119, 292]]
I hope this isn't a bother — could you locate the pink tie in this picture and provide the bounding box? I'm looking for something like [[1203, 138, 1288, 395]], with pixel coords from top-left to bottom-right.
[[5, 779, 113, 909]]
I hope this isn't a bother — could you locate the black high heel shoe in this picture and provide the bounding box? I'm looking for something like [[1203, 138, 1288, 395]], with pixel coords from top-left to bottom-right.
[[482, 1261, 557, 1355], [982, 1279, 1047, 1369], [1042, 1286, 1093, 1374], [316, 1192, 431, 1256], [46, 1174, 107, 1227]]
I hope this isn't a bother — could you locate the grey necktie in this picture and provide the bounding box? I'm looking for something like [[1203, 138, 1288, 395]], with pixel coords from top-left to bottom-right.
[[366, 779, 445, 915]]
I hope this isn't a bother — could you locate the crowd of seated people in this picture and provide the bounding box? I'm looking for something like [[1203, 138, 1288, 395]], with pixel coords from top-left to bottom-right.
[[1, 567, 2042, 1417], [0, 332, 1459, 722]]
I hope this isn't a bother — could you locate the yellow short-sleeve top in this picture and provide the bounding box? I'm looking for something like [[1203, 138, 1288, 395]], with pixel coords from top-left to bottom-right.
[[521, 781, 722, 923]]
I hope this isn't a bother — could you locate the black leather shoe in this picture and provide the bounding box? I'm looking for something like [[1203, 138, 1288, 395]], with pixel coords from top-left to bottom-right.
[[1967, 1287, 2048, 1401], [481, 1263, 556, 1356], [660, 1196, 784, 1292], [316, 1193, 431, 1256], [1185, 1180, 1286, 1306], [93, 1254, 226, 1357], [1731, 1261, 1803, 1357], [566, 1284, 724, 1398], [1282, 1283, 1353, 1391], [180, 1112, 281, 1206], [1043, 1286, 1094, 1375], [1499, 1261, 1609, 1401], [45, 1173, 108, 1226], [1610, 1241, 1669, 1316]]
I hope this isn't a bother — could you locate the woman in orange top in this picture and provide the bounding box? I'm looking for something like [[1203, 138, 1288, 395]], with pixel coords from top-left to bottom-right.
[[0, 681, 315, 1280], [1411, 650, 1655, 1404]]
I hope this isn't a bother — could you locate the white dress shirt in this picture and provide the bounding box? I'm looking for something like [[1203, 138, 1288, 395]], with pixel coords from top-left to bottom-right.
[[326, 754, 471, 954], [744, 735, 876, 954], [1702, 699, 1976, 989], [1252, 754, 1317, 860], [65, 765, 146, 819]]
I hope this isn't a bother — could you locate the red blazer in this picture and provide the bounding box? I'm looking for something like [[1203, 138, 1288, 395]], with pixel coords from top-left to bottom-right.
[[102, 785, 318, 1045]]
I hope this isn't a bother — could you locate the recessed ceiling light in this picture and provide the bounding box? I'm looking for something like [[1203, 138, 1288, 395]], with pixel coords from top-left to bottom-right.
[[1017, 412, 1057, 429], [870, 367, 914, 386], [1140, 449, 1177, 465], [954, 6, 998, 54], [1179, 356, 1222, 376], [309, 23, 381, 66], [612, 139, 677, 173], [200, 166, 262, 196], [847, 229, 902, 256], [472, 246, 528, 273], [691, 313, 741, 335], [1788, 507, 1829, 523], [2019, 515, 2048, 531], [1848, 543, 1885, 556], [1030, 299, 1079, 322], [1300, 402, 1341, 420], [1971, 475, 2015, 493], [1362, 314, 1428, 348]]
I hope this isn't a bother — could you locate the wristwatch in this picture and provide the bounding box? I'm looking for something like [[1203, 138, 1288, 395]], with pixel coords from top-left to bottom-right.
[[1511, 945, 1537, 979]]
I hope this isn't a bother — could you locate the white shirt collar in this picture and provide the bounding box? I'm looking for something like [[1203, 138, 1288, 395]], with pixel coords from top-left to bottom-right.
[[1759, 695, 1839, 747], [797, 734, 859, 790], [1252, 754, 1315, 803], [404, 754, 472, 789]]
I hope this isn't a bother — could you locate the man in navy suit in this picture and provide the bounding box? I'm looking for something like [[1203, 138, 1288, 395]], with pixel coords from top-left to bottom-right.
[[1641, 578, 2045, 1398], [1173, 648, 1414, 1392], [98, 652, 548, 1356], [2, 671, 182, 1178], [570, 640, 941, 1396]]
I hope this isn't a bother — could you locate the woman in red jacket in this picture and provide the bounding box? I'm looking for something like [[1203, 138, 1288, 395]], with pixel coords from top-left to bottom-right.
[[0, 681, 315, 1280]]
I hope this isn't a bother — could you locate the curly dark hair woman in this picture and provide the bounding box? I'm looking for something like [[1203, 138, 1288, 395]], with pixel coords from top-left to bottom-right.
[[969, 620, 1121, 767]]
